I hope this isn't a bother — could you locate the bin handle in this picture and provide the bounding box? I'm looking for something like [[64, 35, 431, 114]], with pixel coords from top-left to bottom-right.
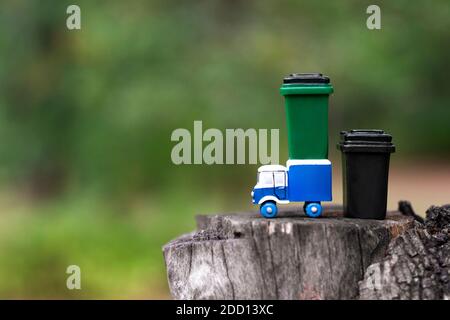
[[349, 129, 384, 134]]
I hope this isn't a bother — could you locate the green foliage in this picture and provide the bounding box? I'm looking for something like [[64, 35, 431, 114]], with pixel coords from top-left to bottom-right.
[[0, 188, 235, 298], [1, 0, 449, 192]]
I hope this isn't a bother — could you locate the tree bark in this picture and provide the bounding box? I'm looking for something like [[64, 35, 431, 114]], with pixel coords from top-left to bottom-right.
[[359, 205, 450, 300], [163, 205, 414, 300]]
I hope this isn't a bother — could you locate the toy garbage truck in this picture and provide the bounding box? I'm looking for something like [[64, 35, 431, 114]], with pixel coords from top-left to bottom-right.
[[251, 73, 334, 218], [252, 160, 332, 218]]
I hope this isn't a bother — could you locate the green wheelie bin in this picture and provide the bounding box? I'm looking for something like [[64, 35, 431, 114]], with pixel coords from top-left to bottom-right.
[[280, 73, 334, 159]]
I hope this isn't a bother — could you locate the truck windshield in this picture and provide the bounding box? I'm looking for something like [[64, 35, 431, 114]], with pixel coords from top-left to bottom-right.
[[257, 172, 274, 186]]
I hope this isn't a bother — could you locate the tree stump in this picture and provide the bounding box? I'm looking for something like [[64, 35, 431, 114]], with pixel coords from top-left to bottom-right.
[[163, 205, 414, 300]]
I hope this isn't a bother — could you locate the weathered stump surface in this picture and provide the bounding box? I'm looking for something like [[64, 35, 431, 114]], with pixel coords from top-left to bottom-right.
[[359, 205, 450, 300], [163, 205, 413, 300]]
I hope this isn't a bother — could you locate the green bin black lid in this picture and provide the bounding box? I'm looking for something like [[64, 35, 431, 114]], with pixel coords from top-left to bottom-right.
[[283, 73, 330, 84], [338, 129, 395, 153]]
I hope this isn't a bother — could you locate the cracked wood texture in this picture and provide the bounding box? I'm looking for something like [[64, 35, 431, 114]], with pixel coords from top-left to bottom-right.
[[163, 205, 414, 300], [359, 205, 450, 300]]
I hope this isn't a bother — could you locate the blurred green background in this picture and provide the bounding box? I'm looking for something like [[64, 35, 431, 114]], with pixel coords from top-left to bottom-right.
[[0, 0, 449, 298]]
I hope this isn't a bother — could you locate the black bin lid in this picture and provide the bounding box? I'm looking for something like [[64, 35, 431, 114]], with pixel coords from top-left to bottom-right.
[[283, 73, 330, 84], [338, 129, 395, 153]]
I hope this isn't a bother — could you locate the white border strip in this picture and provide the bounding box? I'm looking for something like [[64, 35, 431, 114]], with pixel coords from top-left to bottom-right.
[[286, 159, 331, 168]]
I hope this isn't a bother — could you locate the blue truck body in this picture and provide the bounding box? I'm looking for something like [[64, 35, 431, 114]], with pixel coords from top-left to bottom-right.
[[252, 160, 332, 218]]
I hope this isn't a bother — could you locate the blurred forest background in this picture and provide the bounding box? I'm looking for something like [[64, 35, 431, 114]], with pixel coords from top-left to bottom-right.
[[0, 0, 449, 298]]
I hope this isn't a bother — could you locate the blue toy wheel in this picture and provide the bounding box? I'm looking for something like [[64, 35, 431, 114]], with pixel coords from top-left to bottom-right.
[[260, 201, 278, 218], [304, 202, 322, 218]]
